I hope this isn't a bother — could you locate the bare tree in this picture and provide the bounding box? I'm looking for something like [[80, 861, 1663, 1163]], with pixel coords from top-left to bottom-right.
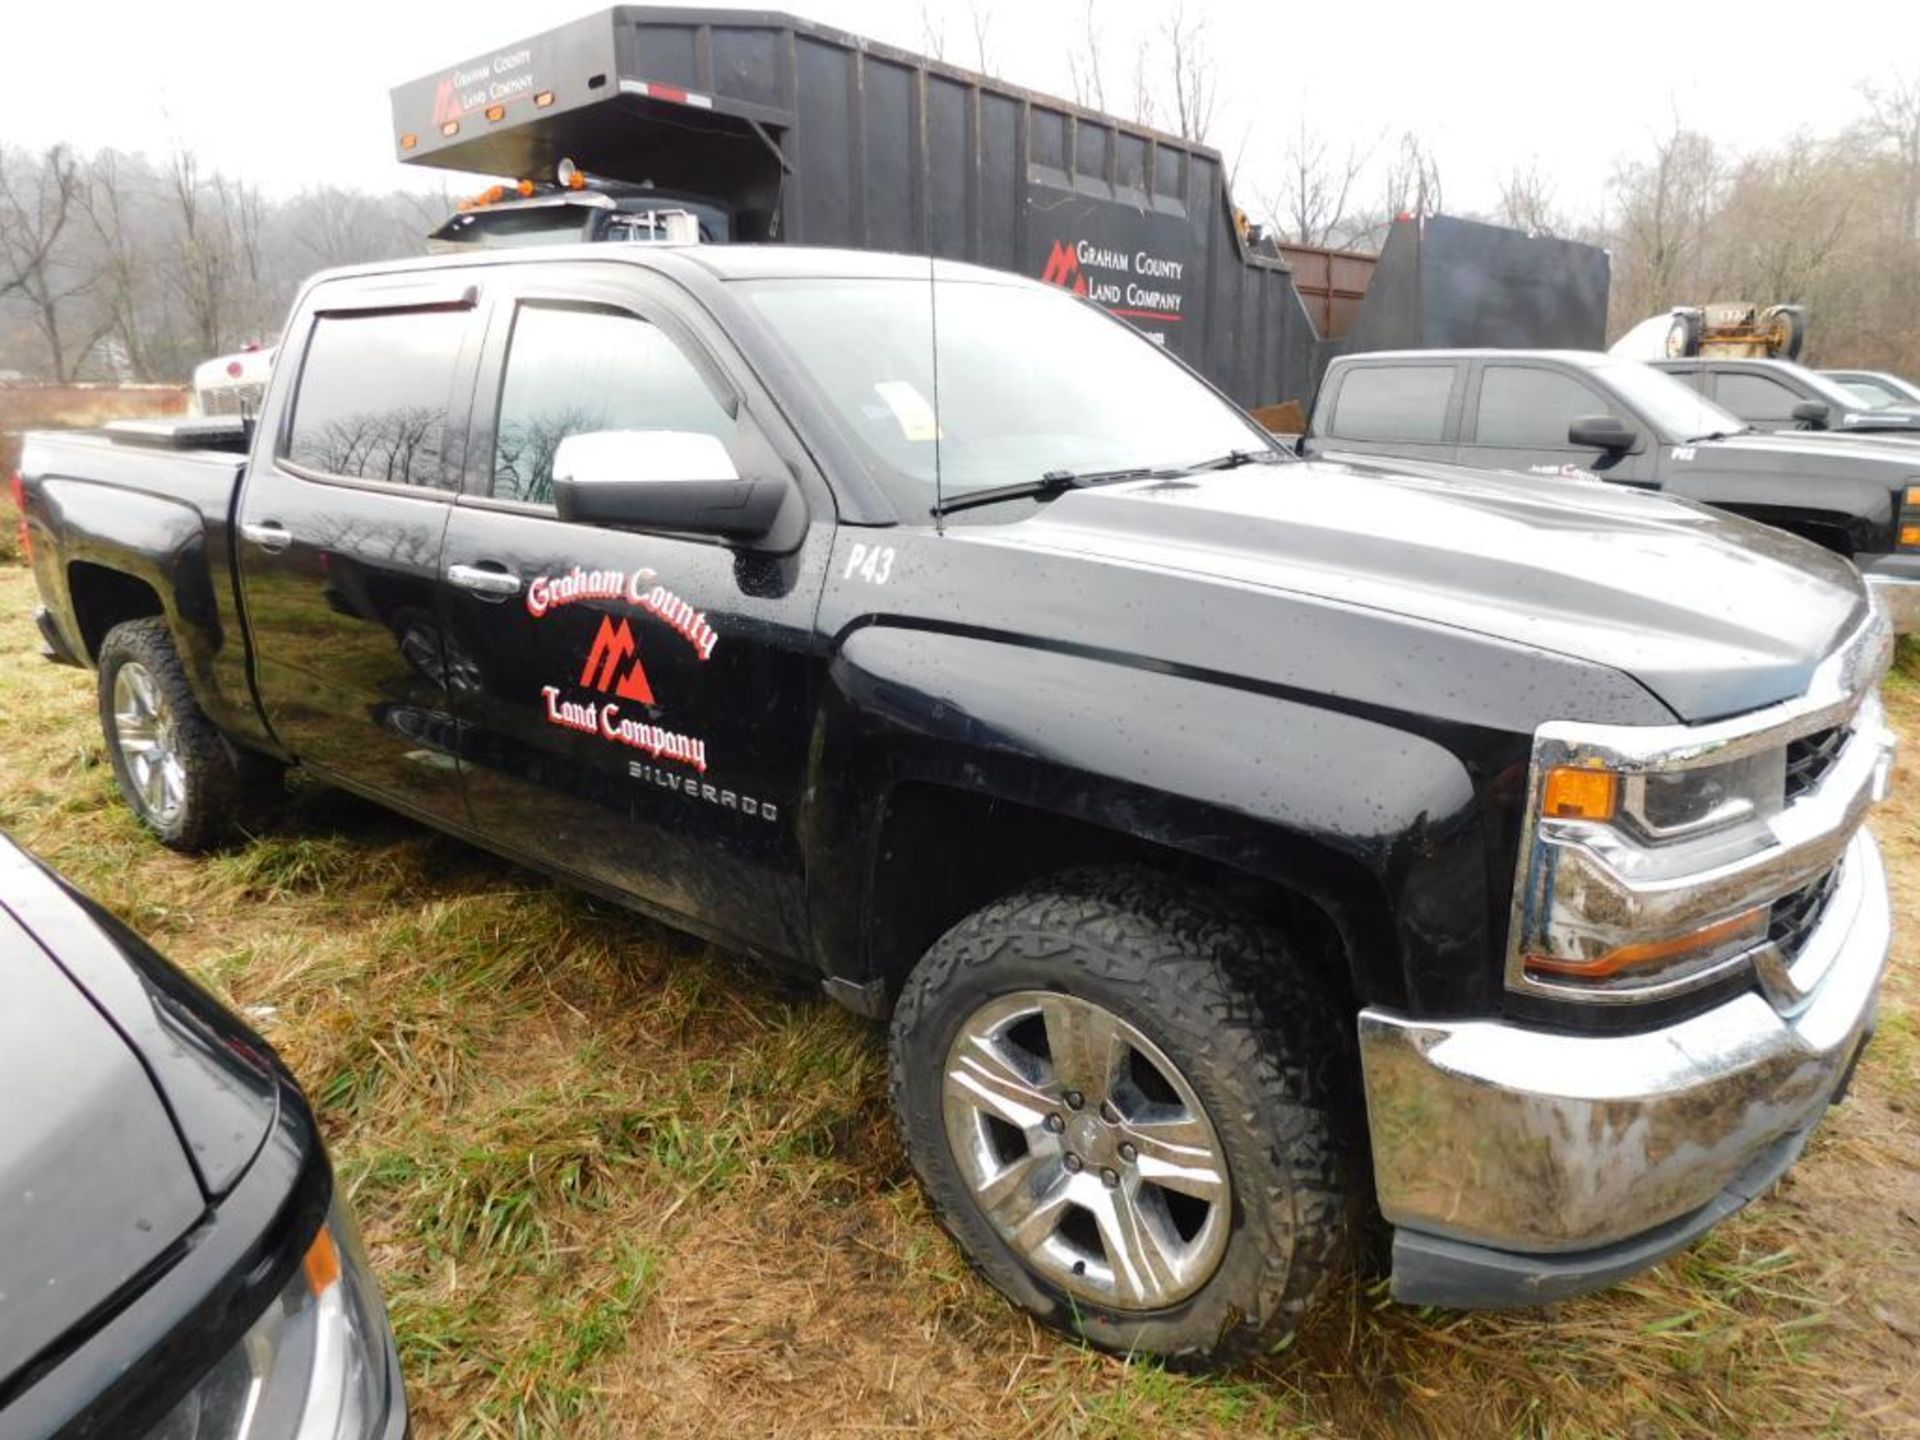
[[1065, 0, 1105, 111], [1159, 5, 1216, 143], [1264, 118, 1369, 247], [168, 148, 234, 358], [967, 2, 993, 73], [1859, 70, 1920, 238], [1608, 118, 1721, 322], [1382, 132, 1444, 221], [1497, 161, 1561, 236], [0, 145, 99, 381], [917, 1, 946, 63]]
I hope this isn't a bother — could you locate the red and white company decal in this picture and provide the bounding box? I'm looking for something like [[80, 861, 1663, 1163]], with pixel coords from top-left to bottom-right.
[[541, 688, 708, 772], [525, 567, 717, 660], [526, 566, 715, 776]]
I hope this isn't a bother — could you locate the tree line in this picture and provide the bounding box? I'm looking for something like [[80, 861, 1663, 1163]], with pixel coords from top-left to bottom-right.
[[3, 54, 1917, 383], [0, 148, 446, 383]]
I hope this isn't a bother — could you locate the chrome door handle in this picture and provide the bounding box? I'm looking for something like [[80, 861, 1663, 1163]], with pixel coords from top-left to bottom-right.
[[239, 520, 290, 554], [446, 563, 522, 598]]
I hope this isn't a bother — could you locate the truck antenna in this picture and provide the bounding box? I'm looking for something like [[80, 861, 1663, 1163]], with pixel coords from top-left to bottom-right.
[[929, 250, 945, 537]]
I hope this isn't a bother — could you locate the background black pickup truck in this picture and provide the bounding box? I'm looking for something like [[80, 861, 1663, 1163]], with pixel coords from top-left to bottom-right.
[[1300, 348, 1920, 630], [1653, 357, 1920, 440], [16, 245, 1898, 1363]]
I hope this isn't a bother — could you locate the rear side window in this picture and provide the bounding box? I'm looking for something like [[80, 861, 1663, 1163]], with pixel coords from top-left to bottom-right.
[[1330, 365, 1454, 442], [491, 304, 737, 506], [1715, 371, 1802, 422], [1474, 367, 1610, 448], [284, 308, 467, 488]]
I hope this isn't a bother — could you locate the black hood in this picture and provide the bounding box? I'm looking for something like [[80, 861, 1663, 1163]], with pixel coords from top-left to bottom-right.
[[972, 457, 1867, 724], [0, 839, 279, 1395]]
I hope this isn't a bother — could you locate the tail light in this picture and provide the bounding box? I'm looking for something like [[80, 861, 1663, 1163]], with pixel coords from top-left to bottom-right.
[[9, 470, 28, 562]]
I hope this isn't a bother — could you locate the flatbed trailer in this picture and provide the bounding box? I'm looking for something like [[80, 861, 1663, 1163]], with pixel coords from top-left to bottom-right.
[[391, 6, 1609, 410]]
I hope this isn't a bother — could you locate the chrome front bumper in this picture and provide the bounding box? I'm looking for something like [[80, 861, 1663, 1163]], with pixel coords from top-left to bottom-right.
[[1866, 574, 1920, 635], [1358, 826, 1889, 1302]]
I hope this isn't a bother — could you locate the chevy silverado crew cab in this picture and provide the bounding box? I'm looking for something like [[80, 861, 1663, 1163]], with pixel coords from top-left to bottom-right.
[[1301, 348, 1920, 631], [16, 246, 1899, 1362]]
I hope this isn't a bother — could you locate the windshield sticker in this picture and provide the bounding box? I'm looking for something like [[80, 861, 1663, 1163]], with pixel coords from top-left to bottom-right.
[[1527, 463, 1600, 483], [1671, 446, 1697, 462], [525, 566, 717, 660], [874, 381, 942, 442]]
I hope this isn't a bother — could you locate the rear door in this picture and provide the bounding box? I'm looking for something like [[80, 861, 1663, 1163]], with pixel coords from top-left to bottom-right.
[[236, 281, 482, 822], [434, 265, 835, 957], [1305, 360, 1461, 464], [1455, 361, 1659, 487]]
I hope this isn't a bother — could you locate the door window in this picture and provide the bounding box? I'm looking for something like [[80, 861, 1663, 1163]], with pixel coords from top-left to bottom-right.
[[1714, 371, 1802, 422], [283, 308, 467, 488], [1474, 366, 1610, 449], [491, 304, 738, 505], [1329, 365, 1454, 442]]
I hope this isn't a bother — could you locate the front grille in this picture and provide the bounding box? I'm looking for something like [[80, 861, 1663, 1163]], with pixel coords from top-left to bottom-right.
[[1769, 864, 1843, 959], [1785, 726, 1847, 803]]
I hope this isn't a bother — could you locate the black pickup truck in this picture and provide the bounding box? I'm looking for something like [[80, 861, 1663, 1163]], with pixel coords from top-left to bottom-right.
[[1653, 356, 1920, 441], [1300, 348, 1920, 631], [16, 245, 1898, 1362]]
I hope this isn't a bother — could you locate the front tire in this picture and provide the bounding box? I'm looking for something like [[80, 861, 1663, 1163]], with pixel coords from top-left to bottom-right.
[[889, 869, 1357, 1363], [98, 617, 278, 851]]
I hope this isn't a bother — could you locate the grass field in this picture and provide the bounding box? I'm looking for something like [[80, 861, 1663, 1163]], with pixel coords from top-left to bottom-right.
[[2, 556, 1917, 1438]]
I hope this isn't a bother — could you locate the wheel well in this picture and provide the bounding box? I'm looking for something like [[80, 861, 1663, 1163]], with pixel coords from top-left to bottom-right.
[[862, 782, 1373, 1013], [67, 563, 164, 663]]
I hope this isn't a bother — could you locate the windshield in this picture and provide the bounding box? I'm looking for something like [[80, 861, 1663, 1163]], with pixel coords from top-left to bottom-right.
[[1838, 380, 1899, 409], [429, 206, 594, 249], [1590, 358, 1746, 441], [737, 277, 1276, 519], [1771, 360, 1873, 411]]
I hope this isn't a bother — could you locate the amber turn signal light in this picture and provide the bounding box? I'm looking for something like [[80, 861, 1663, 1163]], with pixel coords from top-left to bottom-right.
[[1902, 523, 1920, 548], [303, 1225, 342, 1296], [1542, 765, 1618, 821], [1905, 485, 1920, 507]]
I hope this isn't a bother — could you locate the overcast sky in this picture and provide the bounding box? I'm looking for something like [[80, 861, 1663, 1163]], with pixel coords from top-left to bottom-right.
[[8, 0, 1918, 222]]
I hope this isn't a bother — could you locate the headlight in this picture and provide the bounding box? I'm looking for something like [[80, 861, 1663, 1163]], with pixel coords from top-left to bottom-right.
[[143, 1200, 399, 1439], [1518, 745, 1791, 998]]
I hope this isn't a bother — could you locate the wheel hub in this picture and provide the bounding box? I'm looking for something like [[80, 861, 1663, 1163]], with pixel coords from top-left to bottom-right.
[[112, 661, 187, 828], [941, 990, 1232, 1312]]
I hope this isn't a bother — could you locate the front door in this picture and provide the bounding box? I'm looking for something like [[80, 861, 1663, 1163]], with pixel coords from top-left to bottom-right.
[[236, 291, 480, 821], [1455, 362, 1659, 489], [436, 274, 834, 958]]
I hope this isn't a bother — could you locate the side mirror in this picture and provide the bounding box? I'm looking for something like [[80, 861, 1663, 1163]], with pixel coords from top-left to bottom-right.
[[1790, 400, 1831, 430], [550, 430, 799, 545], [1568, 414, 1638, 452]]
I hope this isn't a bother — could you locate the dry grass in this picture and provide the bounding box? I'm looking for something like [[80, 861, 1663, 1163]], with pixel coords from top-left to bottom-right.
[[1, 557, 1916, 1438]]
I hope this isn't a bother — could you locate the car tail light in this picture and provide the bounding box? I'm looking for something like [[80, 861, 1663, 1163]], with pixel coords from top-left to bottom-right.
[[9, 470, 29, 562]]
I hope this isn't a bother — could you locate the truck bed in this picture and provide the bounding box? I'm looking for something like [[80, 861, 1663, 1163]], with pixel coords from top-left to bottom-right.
[[18, 427, 266, 749]]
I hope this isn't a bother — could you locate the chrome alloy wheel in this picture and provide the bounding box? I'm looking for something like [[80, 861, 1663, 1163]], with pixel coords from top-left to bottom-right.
[[112, 661, 187, 827], [942, 990, 1231, 1311]]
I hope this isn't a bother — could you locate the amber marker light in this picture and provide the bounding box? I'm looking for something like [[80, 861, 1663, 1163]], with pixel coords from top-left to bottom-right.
[[303, 1225, 342, 1296], [1541, 765, 1618, 821], [1526, 907, 1767, 980]]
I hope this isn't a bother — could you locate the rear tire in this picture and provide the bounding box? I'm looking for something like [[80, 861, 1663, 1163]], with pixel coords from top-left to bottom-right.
[[97, 618, 281, 851], [888, 868, 1357, 1363]]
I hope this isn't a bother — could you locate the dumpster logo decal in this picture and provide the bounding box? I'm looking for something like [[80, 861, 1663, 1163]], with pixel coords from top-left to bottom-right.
[[1041, 242, 1087, 296], [1037, 238, 1186, 327]]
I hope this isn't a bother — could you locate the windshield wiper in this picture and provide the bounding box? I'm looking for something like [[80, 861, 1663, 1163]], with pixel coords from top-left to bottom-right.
[[929, 466, 1152, 517], [1177, 448, 1284, 472]]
